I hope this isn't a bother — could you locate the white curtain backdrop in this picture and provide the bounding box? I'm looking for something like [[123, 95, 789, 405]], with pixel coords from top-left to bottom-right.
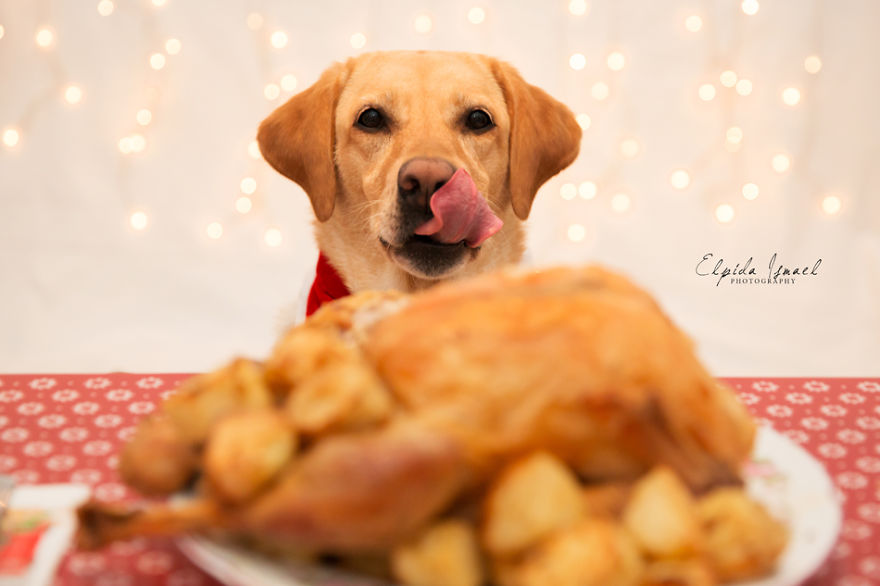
[[1, 0, 878, 375]]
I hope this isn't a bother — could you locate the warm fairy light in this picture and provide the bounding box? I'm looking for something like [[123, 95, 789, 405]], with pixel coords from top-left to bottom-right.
[[735, 79, 752, 96], [670, 169, 691, 190], [130, 211, 148, 231], [685, 15, 702, 32], [610, 193, 631, 213], [726, 126, 743, 144], [467, 7, 486, 24], [720, 70, 737, 88], [715, 204, 735, 223], [151, 0, 167, 6], [569, 53, 586, 70], [248, 140, 261, 160], [560, 183, 577, 200], [149, 53, 166, 70], [97, 0, 114, 16], [2, 128, 20, 148], [136, 108, 152, 126], [246, 13, 264, 30], [414, 15, 433, 34], [118, 137, 132, 154], [270, 31, 288, 49], [822, 195, 842, 215], [350, 33, 366, 49], [742, 183, 759, 200], [64, 85, 83, 105], [0, 24, 5, 40], [280, 74, 297, 91], [264, 83, 280, 100], [772, 153, 791, 173], [782, 87, 801, 106], [165, 38, 181, 55], [129, 134, 146, 153], [240, 177, 257, 194], [567, 224, 586, 242], [741, 0, 759, 16], [606, 52, 625, 71], [698, 83, 716, 101], [620, 138, 640, 158], [804, 55, 822, 74], [568, 0, 588, 16], [235, 196, 253, 214], [575, 113, 591, 130], [579, 181, 597, 199], [206, 222, 223, 239], [264, 228, 283, 247], [591, 82, 609, 101], [35, 27, 54, 49]]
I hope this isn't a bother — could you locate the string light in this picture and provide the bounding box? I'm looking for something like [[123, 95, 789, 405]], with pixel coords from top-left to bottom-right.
[[280, 74, 297, 92], [129, 134, 146, 153], [235, 196, 253, 214], [741, 0, 759, 16], [35, 27, 54, 49], [136, 109, 152, 126], [782, 87, 801, 106], [414, 15, 433, 34], [467, 7, 486, 24], [771, 153, 791, 173], [247, 140, 261, 160], [149, 53, 166, 70], [698, 83, 716, 101], [578, 181, 597, 199], [151, 0, 167, 7], [620, 138, 640, 158], [270, 31, 288, 49], [2, 128, 20, 148], [735, 79, 753, 96], [164, 38, 181, 55], [606, 52, 625, 71], [715, 204, 735, 223], [0, 24, 4, 40], [804, 55, 822, 74], [575, 113, 591, 130], [568, 0, 589, 16], [742, 183, 759, 200], [821, 195, 842, 215], [610, 193, 631, 213], [569, 53, 586, 70], [684, 15, 702, 32], [206, 222, 223, 239], [670, 169, 691, 190], [264, 228, 283, 247], [720, 70, 738, 88], [591, 82, 609, 101], [350, 33, 366, 49], [560, 183, 577, 200], [264, 83, 280, 100], [118, 137, 133, 154], [240, 177, 257, 195], [96, 1, 114, 16], [246, 13, 264, 30], [64, 85, 83, 105], [567, 224, 587, 242], [130, 211, 148, 231], [726, 126, 743, 145]]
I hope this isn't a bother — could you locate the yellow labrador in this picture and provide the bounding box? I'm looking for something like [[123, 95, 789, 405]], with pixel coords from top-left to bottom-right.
[[258, 51, 580, 311]]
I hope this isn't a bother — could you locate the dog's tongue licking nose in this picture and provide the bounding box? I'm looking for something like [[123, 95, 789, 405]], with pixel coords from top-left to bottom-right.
[[413, 168, 503, 247]]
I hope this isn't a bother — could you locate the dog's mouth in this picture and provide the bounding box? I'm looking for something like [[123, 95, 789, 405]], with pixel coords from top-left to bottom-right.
[[380, 235, 477, 279]]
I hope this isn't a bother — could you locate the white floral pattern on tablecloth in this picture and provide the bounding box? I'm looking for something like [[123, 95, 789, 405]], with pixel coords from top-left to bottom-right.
[[0, 374, 878, 586]]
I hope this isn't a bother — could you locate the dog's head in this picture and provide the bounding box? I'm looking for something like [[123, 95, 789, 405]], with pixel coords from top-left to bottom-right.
[[258, 51, 580, 285]]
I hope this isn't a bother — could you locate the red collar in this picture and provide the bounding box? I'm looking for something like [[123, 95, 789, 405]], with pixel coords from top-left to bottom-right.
[[306, 253, 351, 316]]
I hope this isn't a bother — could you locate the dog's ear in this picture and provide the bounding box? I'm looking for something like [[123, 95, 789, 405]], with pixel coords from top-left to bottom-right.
[[257, 62, 348, 222], [490, 60, 581, 220]]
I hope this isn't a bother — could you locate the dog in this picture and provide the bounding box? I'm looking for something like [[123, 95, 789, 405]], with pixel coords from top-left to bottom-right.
[[258, 51, 581, 315]]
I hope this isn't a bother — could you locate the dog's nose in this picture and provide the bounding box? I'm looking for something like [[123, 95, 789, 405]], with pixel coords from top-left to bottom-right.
[[397, 157, 456, 211]]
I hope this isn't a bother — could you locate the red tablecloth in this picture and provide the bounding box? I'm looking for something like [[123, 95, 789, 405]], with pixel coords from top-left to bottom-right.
[[1, 374, 879, 586]]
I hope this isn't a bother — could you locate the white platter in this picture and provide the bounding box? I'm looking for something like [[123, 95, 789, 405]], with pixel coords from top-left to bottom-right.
[[178, 427, 842, 586]]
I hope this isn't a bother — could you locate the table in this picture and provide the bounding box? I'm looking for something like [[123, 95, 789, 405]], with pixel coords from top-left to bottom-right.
[[1, 374, 878, 586]]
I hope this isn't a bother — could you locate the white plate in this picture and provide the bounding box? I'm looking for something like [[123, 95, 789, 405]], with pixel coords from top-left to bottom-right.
[[178, 427, 841, 586]]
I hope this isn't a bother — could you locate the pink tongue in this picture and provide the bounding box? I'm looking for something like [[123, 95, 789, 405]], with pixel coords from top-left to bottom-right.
[[413, 168, 503, 247]]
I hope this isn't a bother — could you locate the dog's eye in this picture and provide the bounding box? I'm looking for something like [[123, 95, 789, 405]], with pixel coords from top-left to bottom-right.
[[465, 109, 494, 131], [356, 108, 385, 130]]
